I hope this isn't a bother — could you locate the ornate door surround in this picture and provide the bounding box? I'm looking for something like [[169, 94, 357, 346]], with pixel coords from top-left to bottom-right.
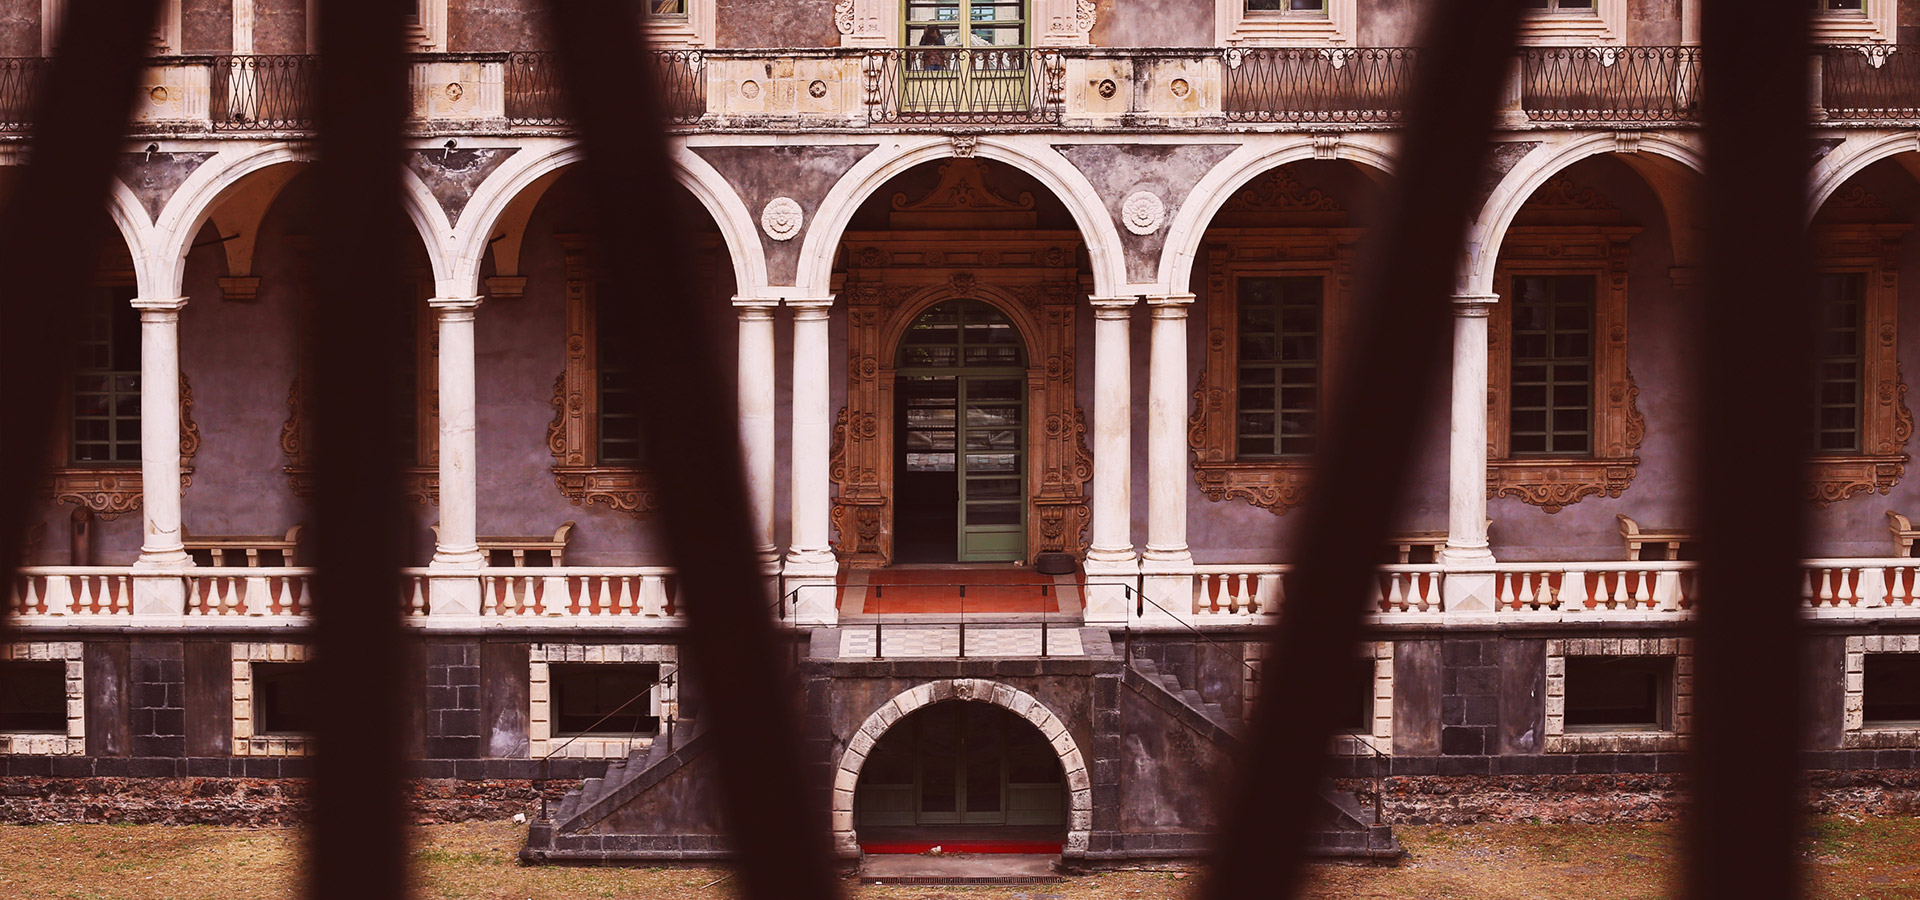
[[831, 242, 1090, 567]]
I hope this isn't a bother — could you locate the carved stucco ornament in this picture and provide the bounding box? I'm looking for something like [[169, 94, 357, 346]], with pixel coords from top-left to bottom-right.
[[1121, 190, 1165, 236], [761, 197, 804, 242], [47, 372, 201, 519]]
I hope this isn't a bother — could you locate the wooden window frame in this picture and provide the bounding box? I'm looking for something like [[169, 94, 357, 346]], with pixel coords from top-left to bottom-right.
[[282, 280, 439, 505], [1217, 0, 1354, 46], [1516, 0, 1624, 46], [1807, 223, 1912, 506], [548, 235, 659, 516], [1188, 229, 1358, 514], [43, 271, 200, 521], [1488, 226, 1643, 514]]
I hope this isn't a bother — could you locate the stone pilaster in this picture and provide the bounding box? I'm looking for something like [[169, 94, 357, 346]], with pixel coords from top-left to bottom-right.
[[132, 297, 189, 616]]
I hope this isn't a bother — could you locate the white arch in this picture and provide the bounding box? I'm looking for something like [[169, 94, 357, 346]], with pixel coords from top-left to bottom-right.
[[1155, 134, 1400, 296], [149, 142, 452, 299], [830, 678, 1093, 858], [1465, 132, 1705, 295], [103, 177, 157, 298], [1810, 131, 1920, 215], [795, 135, 1126, 299], [446, 139, 766, 300]]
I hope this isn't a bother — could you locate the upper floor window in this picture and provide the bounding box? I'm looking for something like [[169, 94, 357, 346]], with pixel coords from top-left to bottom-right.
[[1813, 0, 1866, 11], [1815, 273, 1866, 454], [1245, 0, 1328, 15], [1525, 0, 1595, 10], [1234, 276, 1322, 459], [594, 287, 646, 466], [907, 0, 1027, 47], [1516, 0, 1622, 45], [72, 286, 140, 465], [1810, 0, 1895, 41], [1218, 0, 1352, 45], [1804, 223, 1909, 506], [650, 0, 690, 16], [1507, 275, 1595, 457]]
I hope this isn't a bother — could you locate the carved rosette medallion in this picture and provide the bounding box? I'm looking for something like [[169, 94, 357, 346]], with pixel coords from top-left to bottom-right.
[[1121, 190, 1165, 236], [761, 197, 804, 242]]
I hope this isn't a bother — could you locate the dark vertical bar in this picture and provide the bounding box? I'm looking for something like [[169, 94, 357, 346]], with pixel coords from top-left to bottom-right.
[[1687, 6, 1813, 900], [0, 1, 163, 640], [539, 5, 839, 900], [307, 0, 413, 897], [1204, 4, 1526, 900]]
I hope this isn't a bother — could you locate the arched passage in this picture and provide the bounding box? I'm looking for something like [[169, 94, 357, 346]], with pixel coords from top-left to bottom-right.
[[833, 679, 1092, 857]]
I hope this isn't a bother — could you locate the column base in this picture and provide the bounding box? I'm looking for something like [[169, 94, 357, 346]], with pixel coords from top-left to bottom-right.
[[133, 548, 193, 569], [1081, 548, 1137, 625], [1436, 545, 1495, 567], [1136, 548, 1194, 624], [1440, 568, 1498, 615], [783, 548, 838, 577], [130, 573, 188, 616]]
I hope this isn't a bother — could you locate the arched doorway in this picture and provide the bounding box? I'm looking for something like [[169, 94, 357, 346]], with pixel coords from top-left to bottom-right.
[[894, 299, 1028, 562], [854, 700, 1067, 840]]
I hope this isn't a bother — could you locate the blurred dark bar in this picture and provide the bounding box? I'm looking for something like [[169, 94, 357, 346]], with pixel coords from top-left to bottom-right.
[[1204, 4, 1528, 900], [306, 0, 414, 897], [1687, 7, 1814, 900], [539, 4, 840, 900]]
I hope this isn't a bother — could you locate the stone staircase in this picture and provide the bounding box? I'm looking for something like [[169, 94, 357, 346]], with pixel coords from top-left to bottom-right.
[[1119, 642, 1402, 862], [522, 716, 717, 862]]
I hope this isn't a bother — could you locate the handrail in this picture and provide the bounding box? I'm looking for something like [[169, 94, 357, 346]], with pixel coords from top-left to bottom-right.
[[537, 665, 679, 822]]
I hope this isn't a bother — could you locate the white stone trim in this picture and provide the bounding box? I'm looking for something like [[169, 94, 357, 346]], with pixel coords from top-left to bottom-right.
[[643, 1, 716, 49], [1812, 2, 1896, 45], [1244, 641, 1391, 756], [1517, 0, 1626, 47], [1544, 637, 1690, 753], [0, 642, 86, 756], [830, 679, 1093, 858], [1216, 0, 1356, 48], [232, 642, 312, 757], [528, 643, 676, 759], [1843, 634, 1920, 748]]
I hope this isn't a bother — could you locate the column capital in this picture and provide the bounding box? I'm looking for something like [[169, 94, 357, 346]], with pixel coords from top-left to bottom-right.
[[1451, 293, 1498, 317], [1088, 297, 1137, 319], [1146, 293, 1196, 308], [131, 296, 188, 317], [733, 295, 780, 316], [428, 296, 484, 315], [788, 296, 835, 319]]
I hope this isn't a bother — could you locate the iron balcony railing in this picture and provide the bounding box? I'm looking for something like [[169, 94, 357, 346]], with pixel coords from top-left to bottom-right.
[[209, 54, 322, 131], [1223, 47, 1417, 124], [861, 47, 1065, 124], [1519, 45, 1704, 123], [1821, 44, 1920, 119], [505, 49, 705, 125], [0, 57, 48, 133]]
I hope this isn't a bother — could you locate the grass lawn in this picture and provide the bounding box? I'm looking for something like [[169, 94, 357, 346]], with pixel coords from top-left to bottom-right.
[[1, 817, 1917, 900]]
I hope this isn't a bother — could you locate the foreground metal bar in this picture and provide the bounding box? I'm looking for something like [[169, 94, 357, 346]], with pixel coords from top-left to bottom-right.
[[1203, 4, 1527, 900], [1686, 6, 1814, 900], [308, 0, 414, 898], [0, 0, 163, 642], [541, 4, 839, 900]]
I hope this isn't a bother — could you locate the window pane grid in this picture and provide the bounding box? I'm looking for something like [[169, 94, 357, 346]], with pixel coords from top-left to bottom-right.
[[908, 0, 1026, 47], [1235, 276, 1321, 458], [1509, 275, 1594, 456], [1815, 273, 1865, 454], [597, 289, 645, 464], [71, 286, 140, 464]]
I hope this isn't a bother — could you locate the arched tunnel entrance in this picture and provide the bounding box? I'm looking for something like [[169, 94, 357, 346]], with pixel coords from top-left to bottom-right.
[[854, 699, 1068, 852]]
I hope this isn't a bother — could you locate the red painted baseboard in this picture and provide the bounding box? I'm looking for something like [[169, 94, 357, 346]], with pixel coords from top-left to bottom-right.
[[860, 840, 1064, 855]]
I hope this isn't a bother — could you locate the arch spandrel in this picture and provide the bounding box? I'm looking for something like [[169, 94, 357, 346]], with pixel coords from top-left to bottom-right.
[[832, 679, 1093, 858], [1811, 131, 1920, 216]]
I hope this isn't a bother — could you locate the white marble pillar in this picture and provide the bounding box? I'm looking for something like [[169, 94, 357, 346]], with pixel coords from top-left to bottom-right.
[[785, 298, 837, 623], [1083, 298, 1137, 623], [131, 297, 189, 615], [1441, 293, 1498, 614], [1139, 295, 1194, 620], [429, 297, 485, 616], [736, 298, 779, 567]]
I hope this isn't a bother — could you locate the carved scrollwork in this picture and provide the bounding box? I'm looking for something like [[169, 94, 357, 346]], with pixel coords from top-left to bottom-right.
[[1805, 223, 1914, 506], [1489, 460, 1638, 514]]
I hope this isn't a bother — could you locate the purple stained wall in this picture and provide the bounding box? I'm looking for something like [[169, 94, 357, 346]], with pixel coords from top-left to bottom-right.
[[252, 0, 308, 55], [448, 0, 551, 52], [713, 0, 837, 48], [1090, 0, 1214, 48], [0, 0, 38, 57], [181, 0, 234, 54]]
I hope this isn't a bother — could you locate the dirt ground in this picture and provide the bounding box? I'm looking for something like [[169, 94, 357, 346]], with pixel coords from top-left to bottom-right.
[[1, 817, 1917, 900]]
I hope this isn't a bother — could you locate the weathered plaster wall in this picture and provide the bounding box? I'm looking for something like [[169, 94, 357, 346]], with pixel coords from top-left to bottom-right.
[[698, 143, 877, 288], [252, 0, 307, 55], [714, 0, 837, 48], [1626, 0, 1681, 47], [0, 0, 40, 57], [1903, 0, 1920, 43], [448, 0, 551, 52], [181, 0, 234, 54], [1357, 0, 1419, 47], [1090, 0, 1213, 48], [1055, 142, 1238, 285]]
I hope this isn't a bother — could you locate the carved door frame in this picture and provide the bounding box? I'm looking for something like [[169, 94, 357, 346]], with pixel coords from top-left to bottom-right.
[[832, 278, 1090, 567]]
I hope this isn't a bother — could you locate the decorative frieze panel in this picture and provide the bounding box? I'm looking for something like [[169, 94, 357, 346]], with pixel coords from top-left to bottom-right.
[[1488, 226, 1644, 513]]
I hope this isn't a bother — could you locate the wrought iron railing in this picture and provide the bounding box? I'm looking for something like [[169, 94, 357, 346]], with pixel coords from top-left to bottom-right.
[[1821, 44, 1920, 119], [862, 47, 1064, 124], [208, 54, 321, 131], [1520, 45, 1703, 123], [505, 49, 706, 125], [1222, 46, 1417, 124], [0, 57, 49, 132]]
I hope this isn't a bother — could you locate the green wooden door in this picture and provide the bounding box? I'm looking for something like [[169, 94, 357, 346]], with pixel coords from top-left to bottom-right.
[[957, 375, 1024, 561]]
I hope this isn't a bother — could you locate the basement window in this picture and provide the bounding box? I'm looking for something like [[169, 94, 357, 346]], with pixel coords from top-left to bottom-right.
[[552, 663, 660, 736], [1864, 654, 1920, 728], [253, 663, 315, 737], [1564, 656, 1672, 732], [0, 662, 66, 733]]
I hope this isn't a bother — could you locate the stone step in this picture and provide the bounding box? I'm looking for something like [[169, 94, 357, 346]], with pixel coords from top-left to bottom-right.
[[857, 853, 1063, 885]]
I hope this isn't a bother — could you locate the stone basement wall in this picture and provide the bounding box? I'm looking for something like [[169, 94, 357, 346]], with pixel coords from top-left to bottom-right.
[[1335, 770, 1920, 825], [0, 778, 580, 826]]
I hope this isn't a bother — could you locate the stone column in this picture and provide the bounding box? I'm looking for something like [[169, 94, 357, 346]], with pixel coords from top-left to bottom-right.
[[1139, 294, 1195, 620], [131, 297, 190, 615], [736, 298, 780, 567], [1441, 293, 1499, 614], [428, 297, 485, 616], [785, 298, 837, 623], [1083, 298, 1138, 624]]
